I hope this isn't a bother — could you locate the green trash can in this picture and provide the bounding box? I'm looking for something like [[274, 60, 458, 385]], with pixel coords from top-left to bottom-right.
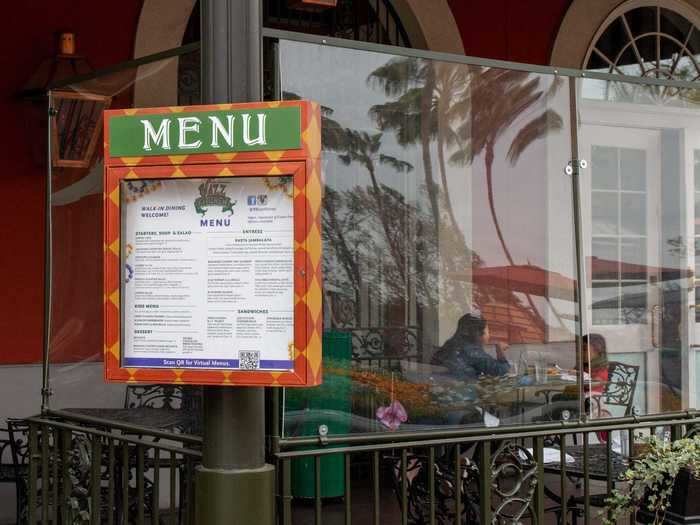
[[286, 331, 352, 498]]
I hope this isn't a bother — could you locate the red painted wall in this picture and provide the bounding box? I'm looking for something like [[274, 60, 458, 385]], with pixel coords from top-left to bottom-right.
[[447, 0, 572, 65], [0, 2, 142, 364]]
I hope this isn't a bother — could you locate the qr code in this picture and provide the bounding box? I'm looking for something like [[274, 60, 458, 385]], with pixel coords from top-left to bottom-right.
[[239, 351, 260, 370]]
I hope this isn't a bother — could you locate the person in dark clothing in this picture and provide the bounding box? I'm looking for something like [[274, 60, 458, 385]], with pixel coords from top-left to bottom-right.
[[429, 313, 509, 426], [431, 313, 510, 380]]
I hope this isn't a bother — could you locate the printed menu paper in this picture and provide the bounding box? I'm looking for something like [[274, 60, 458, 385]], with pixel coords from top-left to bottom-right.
[[122, 176, 295, 371]]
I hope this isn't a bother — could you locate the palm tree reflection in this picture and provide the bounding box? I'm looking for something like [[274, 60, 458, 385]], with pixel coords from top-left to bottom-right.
[[448, 68, 563, 267], [287, 57, 567, 341], [367, 59, 565, 331]]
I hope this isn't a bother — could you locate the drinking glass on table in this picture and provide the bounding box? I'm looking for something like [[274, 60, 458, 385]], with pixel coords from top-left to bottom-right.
[[515, 349, 528, 377], [534, 352, 547, 384], [619, 429, 630, 457]]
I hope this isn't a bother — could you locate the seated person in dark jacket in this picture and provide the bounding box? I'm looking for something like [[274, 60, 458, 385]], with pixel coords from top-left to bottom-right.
[[431, 313, 510, 380]]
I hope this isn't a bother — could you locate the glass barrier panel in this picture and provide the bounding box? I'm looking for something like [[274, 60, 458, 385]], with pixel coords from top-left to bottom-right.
[[46, 50, 202, 420], [278, 39, 580, 435], [577, 77, 699, 425]]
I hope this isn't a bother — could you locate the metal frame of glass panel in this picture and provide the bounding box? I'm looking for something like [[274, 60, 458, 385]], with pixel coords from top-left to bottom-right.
[[40, 43, 200, 411], [262, 26, 700, 89], [263, 27, 700, 447]]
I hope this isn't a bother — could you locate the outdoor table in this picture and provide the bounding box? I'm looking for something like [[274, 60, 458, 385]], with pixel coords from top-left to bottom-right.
[[543, 443, 628, 480], [50, 408, 201, 519], [502, 379, 578, 404], [542, 443, 629, 520], [413, 373, 588, 427], [475, 374, 608, 424], [61, 407, 201, 435], [474, 375, 584, 420]]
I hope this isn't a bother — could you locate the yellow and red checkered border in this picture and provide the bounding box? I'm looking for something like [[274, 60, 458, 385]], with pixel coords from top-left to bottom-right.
[[103, 101, 322, 387]]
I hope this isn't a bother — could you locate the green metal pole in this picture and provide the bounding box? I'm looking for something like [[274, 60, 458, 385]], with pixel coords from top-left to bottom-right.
[[196, 1, 275, 524]]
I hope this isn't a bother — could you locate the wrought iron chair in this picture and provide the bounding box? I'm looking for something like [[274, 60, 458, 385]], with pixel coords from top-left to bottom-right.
[[124, 384, 203, 411], [489, 442, 540, 523], [6, 419, 32, 524], [124, 384, 202, 434], [538, 360, 640, 432], [557, 361, 640, 524], [0, 426, 16, 499], [6, 420, 111, 524], [384, 446, 478, 524], [67, 430, 171, 524], [385, 442, 538, 524], [1, 421, 27, 524], [6, 419, 170, 524], [590, 360, 640, 417]]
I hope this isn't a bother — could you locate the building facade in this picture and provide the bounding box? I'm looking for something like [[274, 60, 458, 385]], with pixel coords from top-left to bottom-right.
[[4, 0, 700, 522]]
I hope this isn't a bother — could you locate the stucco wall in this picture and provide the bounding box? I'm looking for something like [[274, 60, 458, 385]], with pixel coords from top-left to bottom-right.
[[0, 3, 142, 364], [447, 0, 572, 64]]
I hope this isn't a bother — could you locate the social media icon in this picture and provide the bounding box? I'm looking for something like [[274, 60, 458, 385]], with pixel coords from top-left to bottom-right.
[[247, 196, 256, 206]]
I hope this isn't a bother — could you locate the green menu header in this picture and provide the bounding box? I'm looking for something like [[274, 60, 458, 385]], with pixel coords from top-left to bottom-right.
[[108, 106, 301, 157]]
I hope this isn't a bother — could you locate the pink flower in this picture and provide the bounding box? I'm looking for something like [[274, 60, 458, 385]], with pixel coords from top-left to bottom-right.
[[376, 400, 408, 430]]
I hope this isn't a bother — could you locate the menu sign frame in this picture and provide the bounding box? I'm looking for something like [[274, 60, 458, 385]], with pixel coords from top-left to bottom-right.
[[103, 101, 322, 387]]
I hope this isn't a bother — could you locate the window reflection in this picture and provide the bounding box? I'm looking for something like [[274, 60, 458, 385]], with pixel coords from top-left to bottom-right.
[[47, 50, 203, 411], [280, 41, 579, 434], [278, 40, 697, 436], [580, 78, 697, 416]]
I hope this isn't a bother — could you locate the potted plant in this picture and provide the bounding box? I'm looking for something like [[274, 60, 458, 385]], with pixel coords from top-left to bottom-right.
[[603, 435, 700, 525]]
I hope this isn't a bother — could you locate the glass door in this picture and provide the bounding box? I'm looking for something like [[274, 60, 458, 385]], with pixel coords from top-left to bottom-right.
[[687, 139, 700, 408], [579, 123, 662, 415], [577, 78, 699, 416]]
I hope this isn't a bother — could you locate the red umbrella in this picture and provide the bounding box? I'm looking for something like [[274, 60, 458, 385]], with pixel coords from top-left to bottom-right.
[[449, 259, 691, 300], [589, 257, 692, 282], [447, 264, 575, 343], [448, 264, 576, 301]]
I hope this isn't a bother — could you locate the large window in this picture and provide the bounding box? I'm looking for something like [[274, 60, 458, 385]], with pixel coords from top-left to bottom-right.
[[591, 145, 649, 326], [586, 3, 700, 81]]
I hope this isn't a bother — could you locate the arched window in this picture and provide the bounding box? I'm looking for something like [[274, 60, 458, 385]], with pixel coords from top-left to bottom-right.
[[585, 2, 700, 81]]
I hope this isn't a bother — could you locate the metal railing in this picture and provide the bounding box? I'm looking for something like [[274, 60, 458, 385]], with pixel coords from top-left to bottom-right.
[[25, 409, 700, 524], [274, 410, 700, 524], [25, 412, 202, 524]]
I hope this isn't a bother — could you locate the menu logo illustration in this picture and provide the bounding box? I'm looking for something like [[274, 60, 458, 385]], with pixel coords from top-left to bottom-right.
[[257, 194, 268, 205], [195, 180, 236, 216]]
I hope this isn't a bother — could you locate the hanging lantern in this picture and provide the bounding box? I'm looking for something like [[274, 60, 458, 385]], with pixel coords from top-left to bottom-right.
[[50, 90, 111, 168], [287, 0, 337, 11], [22, 32, 111, 169]]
